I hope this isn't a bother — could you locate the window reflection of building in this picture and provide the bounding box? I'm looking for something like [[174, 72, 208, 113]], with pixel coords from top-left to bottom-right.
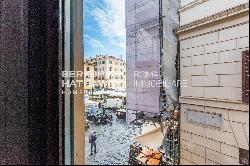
[[84, 55, 126, 89]]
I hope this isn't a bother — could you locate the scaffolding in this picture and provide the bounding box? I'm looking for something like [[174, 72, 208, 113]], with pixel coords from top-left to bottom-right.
[[126, 0, 180, 165], [126, 0, 161, 119]]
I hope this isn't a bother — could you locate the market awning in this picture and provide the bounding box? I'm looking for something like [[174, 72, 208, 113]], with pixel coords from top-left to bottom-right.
[[133, 127, 166, 150]]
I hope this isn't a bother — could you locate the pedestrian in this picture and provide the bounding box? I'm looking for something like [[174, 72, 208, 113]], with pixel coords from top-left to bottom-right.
[[89, 131, 97, 156], [98, 102, 102, 109]]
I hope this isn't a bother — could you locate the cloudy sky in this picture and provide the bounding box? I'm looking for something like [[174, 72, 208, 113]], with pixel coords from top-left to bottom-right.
[[84, 0, 126, 60]]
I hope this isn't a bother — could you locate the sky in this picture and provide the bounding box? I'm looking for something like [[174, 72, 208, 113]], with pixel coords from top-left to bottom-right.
[[84, 0, 126, 61]]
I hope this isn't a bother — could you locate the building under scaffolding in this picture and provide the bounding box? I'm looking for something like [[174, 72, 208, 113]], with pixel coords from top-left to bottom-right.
[[126, 0, 180, 165]]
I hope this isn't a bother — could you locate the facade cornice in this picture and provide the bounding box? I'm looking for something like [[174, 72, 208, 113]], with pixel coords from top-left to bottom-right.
[[180, 96, 249, 112], [176, 2, 249, 35], [179, 0, 209, 12]]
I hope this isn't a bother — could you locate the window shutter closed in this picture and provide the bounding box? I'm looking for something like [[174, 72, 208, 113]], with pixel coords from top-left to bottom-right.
[[242, 50, 249, 103]]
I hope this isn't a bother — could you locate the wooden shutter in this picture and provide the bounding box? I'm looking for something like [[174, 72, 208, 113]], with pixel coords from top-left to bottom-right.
[[242, 50, 249, 103]]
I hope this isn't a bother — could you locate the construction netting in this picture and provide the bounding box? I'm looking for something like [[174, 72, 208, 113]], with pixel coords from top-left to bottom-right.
[[126, 0, 161, 119], [126, 0, 180, 122], [126, 0, 180, 165]]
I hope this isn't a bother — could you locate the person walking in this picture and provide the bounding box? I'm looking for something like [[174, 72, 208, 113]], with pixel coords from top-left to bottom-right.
[[98, 102, 102, 109], [89, 131, 97, 156]]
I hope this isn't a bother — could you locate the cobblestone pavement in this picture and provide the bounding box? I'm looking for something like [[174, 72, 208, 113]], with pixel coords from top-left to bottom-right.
[[85, 112, 142, 165]]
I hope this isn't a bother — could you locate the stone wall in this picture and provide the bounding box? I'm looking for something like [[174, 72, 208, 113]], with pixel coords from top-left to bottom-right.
[[178, 1, 249, 165]]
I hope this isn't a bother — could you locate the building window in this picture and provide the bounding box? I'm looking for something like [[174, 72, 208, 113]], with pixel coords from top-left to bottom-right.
[[242, 50, 249, 103], [110, 67, 112, 71], [86, 67, 90, 71], [102, 61, 105, 64], [109, 61, 112, 64]]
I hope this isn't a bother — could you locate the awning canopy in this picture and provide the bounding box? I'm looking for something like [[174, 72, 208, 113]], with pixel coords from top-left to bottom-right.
[[133, 127, 166, 150]]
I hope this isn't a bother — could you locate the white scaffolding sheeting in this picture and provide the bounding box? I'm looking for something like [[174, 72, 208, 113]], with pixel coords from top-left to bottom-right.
[[126, 0, 181, 165], [126, 0, 161, 115]]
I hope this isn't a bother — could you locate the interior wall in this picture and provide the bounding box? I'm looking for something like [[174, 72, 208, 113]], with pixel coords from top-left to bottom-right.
[[0, 0, 29, 164]]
